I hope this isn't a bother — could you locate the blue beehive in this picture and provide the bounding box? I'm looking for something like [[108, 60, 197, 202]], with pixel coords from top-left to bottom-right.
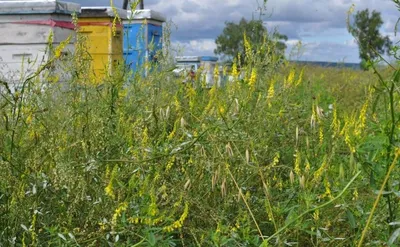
[[123, 9, 166, 75]]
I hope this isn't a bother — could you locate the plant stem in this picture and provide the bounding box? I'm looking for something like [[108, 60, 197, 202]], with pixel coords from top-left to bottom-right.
[[226, 164, 265, 242], [266, 171, 361, 243], [357, 150, 400, 247]]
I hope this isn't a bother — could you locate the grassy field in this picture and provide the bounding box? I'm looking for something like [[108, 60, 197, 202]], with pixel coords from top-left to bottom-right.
[[0, 32, 399, 247]]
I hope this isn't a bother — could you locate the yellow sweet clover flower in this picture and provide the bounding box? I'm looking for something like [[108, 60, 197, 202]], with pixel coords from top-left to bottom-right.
[[163, 202, 189, 232], [352, 189, 358, 201], [214, 63, 220, 81], [313, 157, 327, 184], [285, 68, 295, 87], [305, 159, 311, 173], [243, 32, 252, 59], [168, 119, 178, 140], [248, 68, 257, 89], [148, 201, 158, 217], [330, 103, 340, 137], [319, 126, 324, 145], [313, 209, 320, 221], [295, 68, 304, 86], [323, 179, 333, 199], [267, 79, 275, 107], [355, 97, 369, 137], [271, 152, 280, 167], [142, 127, 149, 147], [166, 156, 175, 171], [219, 105, 226, 115], [204, 84, 217, 113], [294, 149, 301, 176], [174, 94, 181, 112], [232, 61, 239, 78], [98, 221, 107, 231], [112, 202, 128, 226], [105, 165, 118, 199]]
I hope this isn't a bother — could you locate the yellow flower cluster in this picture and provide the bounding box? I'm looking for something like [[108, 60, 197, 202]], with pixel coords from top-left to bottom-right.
[[243, 33, 252, 59], [112, 202, 128, 226], [248, 68, 257, 89], [232, 61, 239, 79], [128, 216, 163, 225], [312, 156, 327, 184], [163, 202, 189, 232], [105, 165, 118, 199], [267, 80, 275, 107], [294, 149, 301, 176]]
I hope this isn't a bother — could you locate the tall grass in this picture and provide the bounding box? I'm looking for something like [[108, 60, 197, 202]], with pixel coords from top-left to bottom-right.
[[0, 4, 399, 247]]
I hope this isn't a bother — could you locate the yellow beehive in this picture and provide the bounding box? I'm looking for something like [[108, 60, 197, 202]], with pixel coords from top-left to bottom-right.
[[78, 7, 127, 81]]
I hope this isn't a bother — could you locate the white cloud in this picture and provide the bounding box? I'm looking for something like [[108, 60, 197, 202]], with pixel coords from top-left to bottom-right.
[[68, 0, 400, 63], [173, 39, 216, 56]]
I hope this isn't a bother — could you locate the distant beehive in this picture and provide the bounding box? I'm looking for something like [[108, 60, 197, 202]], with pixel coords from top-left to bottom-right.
[[78, 7, 127, 81], [0, 0, 80, 91], [175, 56, 219, 87], [123, 9, 166, 76]]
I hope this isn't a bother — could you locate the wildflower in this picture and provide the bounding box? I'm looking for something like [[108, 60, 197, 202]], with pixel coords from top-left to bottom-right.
[[166, 156, 175, 171], [294, 149, 301, 175], [244, 32, 252, 59], [219, 105, 225, 115], [323, 179, 333, 199], [352, 189, 358, 201], [355, 98, 369, 137], [313, 209, 320, 221], [232, 61, 239, 78], [271, 152, 280, 167], [319, 126, 324, 145], [163, 202, 189, 232], [112, 202, 128, 226], [142, 127, 149, 146], [313, 157, 327, 184], [296, 68, 304, 86], [105, 165, 118, 199], [305, 159, 311, 173], [330, 103, 340, 137], [248, 68, 257, 89], [214, 63, 220, 81], [286, 68, 295, 86], [267, 80, 275, 107], [168, 119, 178, 140]]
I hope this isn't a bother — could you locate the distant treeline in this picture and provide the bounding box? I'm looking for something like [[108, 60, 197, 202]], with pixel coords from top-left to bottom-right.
[[291, 60, 361, 70]]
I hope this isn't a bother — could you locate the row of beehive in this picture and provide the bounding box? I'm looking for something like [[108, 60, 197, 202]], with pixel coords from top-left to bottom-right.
[[0, 0, 166, 88]]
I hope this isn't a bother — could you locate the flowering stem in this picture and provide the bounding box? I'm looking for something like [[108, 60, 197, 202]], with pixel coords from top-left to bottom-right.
[[266, 171, 361, 243]]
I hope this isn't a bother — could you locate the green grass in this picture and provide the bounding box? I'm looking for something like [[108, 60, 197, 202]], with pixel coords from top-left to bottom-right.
[[0, 31, 399, 247]]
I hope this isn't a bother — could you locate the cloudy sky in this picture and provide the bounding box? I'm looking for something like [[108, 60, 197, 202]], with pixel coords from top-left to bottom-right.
[[70, 0, 399, 63]]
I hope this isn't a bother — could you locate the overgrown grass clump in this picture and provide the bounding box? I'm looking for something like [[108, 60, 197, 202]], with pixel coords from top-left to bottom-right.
[[0, 26, 399, 247]]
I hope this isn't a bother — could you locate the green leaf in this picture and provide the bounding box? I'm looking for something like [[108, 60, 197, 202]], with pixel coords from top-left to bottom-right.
[[285, 207, 298, 226], [346, 209, 357, 229], [388, 228, 400, 245]]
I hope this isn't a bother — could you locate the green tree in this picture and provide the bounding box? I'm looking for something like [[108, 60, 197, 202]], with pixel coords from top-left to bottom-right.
[[349, 9, 392, 69], [214, 18, 288, 63]]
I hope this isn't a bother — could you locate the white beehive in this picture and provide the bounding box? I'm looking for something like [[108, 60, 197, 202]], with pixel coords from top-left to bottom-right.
[[0, 0, 80, 91]]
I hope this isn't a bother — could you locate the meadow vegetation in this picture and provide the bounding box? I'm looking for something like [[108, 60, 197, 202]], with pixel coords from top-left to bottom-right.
[[0, 3, 400, 247]]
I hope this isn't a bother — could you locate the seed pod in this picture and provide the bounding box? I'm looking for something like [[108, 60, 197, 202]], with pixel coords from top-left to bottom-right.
[[184, 179, 191, 190], [221, 178, 226, 197], [300, 175, 305, 189], [290, 170, 295, 185], [180, 117, 186, 128], [226, 143, 233, 157]]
